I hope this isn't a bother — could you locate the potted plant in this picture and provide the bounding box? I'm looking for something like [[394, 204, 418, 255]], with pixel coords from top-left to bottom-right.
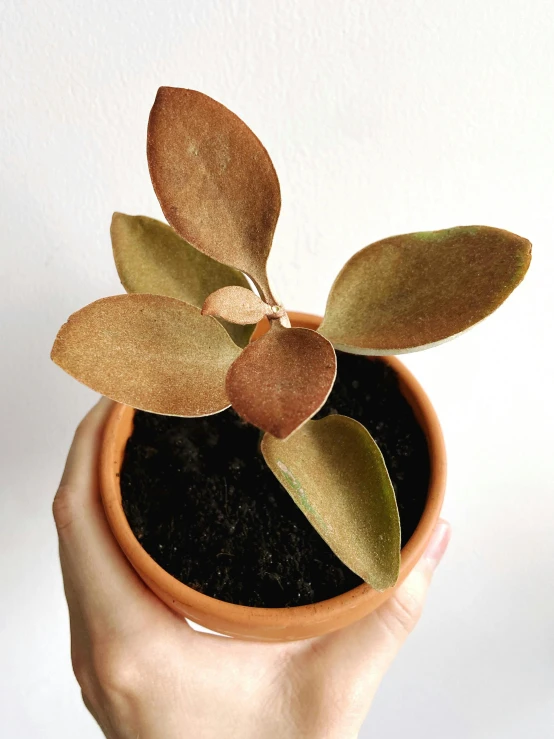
[[51, 87, 531, 641]]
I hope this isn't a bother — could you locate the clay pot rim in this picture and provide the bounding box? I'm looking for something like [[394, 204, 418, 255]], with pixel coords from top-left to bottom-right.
[[100, 311, 446, 631]]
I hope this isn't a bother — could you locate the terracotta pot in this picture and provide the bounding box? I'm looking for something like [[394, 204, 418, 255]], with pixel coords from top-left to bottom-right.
[[100, 312, 446, 641]]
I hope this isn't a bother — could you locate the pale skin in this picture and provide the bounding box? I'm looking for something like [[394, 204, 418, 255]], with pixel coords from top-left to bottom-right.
[[53, 398, 451, 739]]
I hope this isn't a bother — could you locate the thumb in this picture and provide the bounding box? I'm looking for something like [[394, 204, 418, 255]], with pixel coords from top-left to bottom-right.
[[369, 518, 451, 653], [318, 519, 451, 683]]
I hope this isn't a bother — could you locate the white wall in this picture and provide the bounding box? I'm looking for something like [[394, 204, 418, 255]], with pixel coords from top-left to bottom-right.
[[2, 1, 553, 736]]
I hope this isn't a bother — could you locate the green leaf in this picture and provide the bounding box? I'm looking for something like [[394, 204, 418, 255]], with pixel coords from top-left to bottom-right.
[[319, 226, 532, 354], [147, 87, 281, 302], [262, 415, 401, 590], [226, 323, 337, 439], [51, 294, 241, 416], [111, 212, 255, 348]]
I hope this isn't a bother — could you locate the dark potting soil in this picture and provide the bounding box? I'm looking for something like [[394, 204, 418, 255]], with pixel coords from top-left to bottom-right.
[[121, 352, 430, 608]]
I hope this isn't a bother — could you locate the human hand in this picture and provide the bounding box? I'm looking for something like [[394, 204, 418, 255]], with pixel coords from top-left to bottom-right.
[[53, 399, 451, 739]]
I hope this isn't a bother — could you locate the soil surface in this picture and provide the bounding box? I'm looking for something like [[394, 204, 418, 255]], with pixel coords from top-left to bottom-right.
[[121, 352, 430, 608]]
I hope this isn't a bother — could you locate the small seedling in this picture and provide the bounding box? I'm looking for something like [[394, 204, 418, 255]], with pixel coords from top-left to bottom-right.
[[52, 88, 531, 590]]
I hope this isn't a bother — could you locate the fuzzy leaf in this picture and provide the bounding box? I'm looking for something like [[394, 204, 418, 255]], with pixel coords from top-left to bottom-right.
[[147, 87, 281, 301], [262, 415, 401, 589], [319, 226, 532, 354], [111, 212, 255, 348], [51, 294, 241, 416], [226, 324, 337, 439], [202, 286, 273, 325]]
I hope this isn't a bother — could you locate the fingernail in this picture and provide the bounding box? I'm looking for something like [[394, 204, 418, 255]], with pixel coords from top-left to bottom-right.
[[422, 519, 451, 570]]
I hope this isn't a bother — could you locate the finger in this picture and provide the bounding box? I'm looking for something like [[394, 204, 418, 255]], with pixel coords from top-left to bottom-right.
[[54, 399, 187, 637], [58, 398, 115, 493], [367, 519, 451, 656], [317, 520, 451, 684]]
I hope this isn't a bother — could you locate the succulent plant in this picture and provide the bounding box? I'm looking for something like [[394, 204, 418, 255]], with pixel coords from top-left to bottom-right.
[[51, 87, 532, 591]]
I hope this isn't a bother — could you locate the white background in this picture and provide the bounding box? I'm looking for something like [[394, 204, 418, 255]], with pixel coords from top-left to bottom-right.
[[1, 1, 553, 737]]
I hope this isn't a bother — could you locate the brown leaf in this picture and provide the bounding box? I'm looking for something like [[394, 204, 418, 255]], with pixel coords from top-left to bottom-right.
[[51, 294, 241, 416], [319, 226, 532, 354], [262, 415, 401, 590], [202, 286, 274, 325], [147, 87, 281, 301], [111, 212, 255, 347], [226, 324, 337, 439]]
